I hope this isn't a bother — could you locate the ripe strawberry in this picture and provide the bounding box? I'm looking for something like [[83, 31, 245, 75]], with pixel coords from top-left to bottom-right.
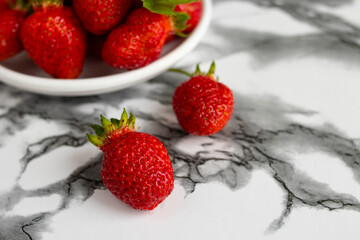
[[172, 62, 234, 136], [73, 0, 130, 35], [103, 0, 199, 70], [175, 1, 202, 34], [87, 110, 174, 210], [102, 8, 172, 70], [0, 0, 9, 11], [21, 0, 86, 79], [0, 0, 28, 61]]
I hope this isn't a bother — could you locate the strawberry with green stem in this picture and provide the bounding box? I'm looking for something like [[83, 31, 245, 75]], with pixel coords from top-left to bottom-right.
[[102, 7, 172, 70], [102, 0, 199, 70], [87, 109, 174, 211], [0, 0, 29, 61], [171, 62, 234, 136], [21, 0, 87, 79], [142, 0, 200, 37], [175, 0, 202, 34]]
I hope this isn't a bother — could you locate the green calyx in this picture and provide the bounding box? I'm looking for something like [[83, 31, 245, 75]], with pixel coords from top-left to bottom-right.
[[87, 109, 136, 148], [9, 0, 31, 12], [30, 0, 63, 9], [169, 61, 219, 81], [172, 12, 190, 35], [142, 0, 199, 36], [142, 0, 199, 16]]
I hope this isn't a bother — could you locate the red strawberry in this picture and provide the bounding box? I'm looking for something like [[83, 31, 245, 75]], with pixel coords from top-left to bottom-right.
[[73, 0, 130, 35], [0, 0, 9, 11], [175, 1, 202, 34], [172, 62, 234, 136], [87, 110, 174, 210], [103, 0, 199, 70], [0, 1, 28, 61], [21, 1, 87, 79], [102, 8, 172, 70]]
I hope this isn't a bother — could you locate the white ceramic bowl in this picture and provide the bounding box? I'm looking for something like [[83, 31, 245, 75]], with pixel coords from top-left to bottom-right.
[[0, 0, 211, 96]]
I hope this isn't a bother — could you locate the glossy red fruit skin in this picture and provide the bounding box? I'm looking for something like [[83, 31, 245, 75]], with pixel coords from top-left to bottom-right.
[[175, 1, 202, 33], [102, 8, 171, 70], [21, 6, 87, 79], [101, 132, 174, 210], [0, 10, 25, 61], [0, 0, 8, 11], [73, 0, 131, 35], [173, 76, 234, 136]]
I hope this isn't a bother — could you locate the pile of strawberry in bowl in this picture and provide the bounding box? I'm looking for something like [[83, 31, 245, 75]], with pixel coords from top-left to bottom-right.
[[0, 0, 202, 79]]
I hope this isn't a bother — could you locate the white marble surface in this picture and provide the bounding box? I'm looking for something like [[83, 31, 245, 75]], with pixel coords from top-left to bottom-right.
[[1, 0, 360, 239]]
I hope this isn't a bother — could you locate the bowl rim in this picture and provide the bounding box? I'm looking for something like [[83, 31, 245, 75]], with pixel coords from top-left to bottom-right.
[[0, 0, 212, 96]]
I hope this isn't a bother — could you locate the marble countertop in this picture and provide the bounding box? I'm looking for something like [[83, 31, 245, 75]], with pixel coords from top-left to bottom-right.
[[1, 0, 360, 239]]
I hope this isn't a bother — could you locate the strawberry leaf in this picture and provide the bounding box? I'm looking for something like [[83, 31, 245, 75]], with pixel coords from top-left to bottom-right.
[[172, 12, 190, 32], [128, 113, 136, 130], [195, 64, 201, 75], [91, 124, 106, 137], [110, 118, 120, 129], [101, 115, 115, 134], [207, 61, 215, 77], [87, 109, 137, 149], [120, 109, 129, 128], [142, 0, 200, 16], [87, 134, 105, 147]]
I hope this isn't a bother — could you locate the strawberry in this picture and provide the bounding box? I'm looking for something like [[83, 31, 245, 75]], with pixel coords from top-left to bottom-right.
[[102, 8, 172, 70], [87, 109, 174, 210], [73, 0, 130, 35], [102, 0, 199, 70], [175, 1, 202, 34], [172, 62, 234, 136], [0, 0, 9, 11], [21, 0, 87, 79], [0, 0, 28, 61]]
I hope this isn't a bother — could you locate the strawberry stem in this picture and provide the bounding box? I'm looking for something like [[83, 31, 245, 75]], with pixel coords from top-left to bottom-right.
[[169, 61, 219, 81], [168, 68, 193, 77]]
